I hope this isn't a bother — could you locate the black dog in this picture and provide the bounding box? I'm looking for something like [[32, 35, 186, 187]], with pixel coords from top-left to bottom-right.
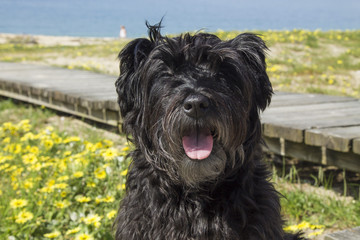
[[114, 23, 304, 240]]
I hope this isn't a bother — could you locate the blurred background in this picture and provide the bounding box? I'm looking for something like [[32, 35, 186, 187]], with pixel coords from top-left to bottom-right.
[[1, 0, 359, 38]]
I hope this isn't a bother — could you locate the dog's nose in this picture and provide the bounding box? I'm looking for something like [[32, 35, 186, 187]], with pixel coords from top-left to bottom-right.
[[183, 94, 210, 118]]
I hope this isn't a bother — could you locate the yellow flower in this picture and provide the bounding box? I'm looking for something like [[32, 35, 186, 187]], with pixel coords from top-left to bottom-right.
[[310, 224, 325, 230], [23, 179, 34, 189], [29, 146, 39, 154], [20, 132, 35, 141], [63, 136, 81, 144], [121, 169, 128, 176], [73, 171, 84, 178], [53, 137, 62, 144], [308, 229, 324, 237], [12, 182, 19, 191], [94, 142, 103, 149], [47, 179, 56, 187], [86, 181, 96, 188], [96, 195, 115, 204], [53, 183, 68, 189], [66, 227, 81, 235], [82, 213, 102, 228], [102, 139, 113, 147], [2, 137, 10, 144], [63, 151, 72, 156], [76, 195, 91, 203], [337, 60, 343, 65], [10, 199, 28, 208], [95, 198, 102, 204], [14, 144, 22, 154], [94, 168, 106, 179], [284, 221, 324, 233], [44, 231, 61, 238], [2, 122, 18, 135], [107, 210, 117, 219], [121, 146, 130, 152], [0, 163, 10, 171], [40, 186, 54, 193], [43, 139, 54, 149], [103, 196, 115, 203], [54, 200, 70, 209], [0, 189, 2, 195], [75, 233, 93, 240], [17, 119, 31, 132], [15, 210, 34, 224], [101, 148, 118, 161], [22, 153, 38, 165], [57, 176, 70, 182], [85, 142, 96, 152]]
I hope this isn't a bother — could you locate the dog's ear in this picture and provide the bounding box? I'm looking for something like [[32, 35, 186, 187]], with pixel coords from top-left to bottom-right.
[[116, 21, 163, 139], [115, 38, 154, 135], [230, 33, 273, 111]]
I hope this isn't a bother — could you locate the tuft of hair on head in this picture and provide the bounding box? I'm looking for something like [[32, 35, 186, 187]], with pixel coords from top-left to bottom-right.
[[146, 19, 164, 43]]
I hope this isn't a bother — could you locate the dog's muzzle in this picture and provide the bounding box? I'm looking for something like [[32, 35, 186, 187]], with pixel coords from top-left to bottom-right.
[[182, 94, 214, 160]]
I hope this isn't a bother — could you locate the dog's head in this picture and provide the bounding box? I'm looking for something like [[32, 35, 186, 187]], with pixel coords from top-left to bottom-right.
[[116, 23, 272, 187]]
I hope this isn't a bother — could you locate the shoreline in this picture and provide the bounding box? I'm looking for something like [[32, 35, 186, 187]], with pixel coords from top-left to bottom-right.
[[0, 33, 120, 46]]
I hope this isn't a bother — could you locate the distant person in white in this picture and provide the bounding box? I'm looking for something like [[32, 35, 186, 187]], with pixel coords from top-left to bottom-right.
[[120, 26, 127, 39]]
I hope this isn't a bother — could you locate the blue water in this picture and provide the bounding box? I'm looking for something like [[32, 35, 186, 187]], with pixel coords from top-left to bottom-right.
[[0, 0, 359, 38]]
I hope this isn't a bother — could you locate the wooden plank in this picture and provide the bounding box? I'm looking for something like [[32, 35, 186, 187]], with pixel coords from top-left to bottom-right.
[[354, 138, 360, 154], [263, 100, 360, 115], [263, 136, 322, 164], [263, 114, 360, 143], [305, 126, 360, 152], [0, 89, 118, 127], [106, 100, 119, 111], [263, 123, 304, 142], [325, 226, 360, 240], [326, 149, 360, 172], [270, 92, 355, 107], [0, 64, 116, 89], [0, 62, 50, 71], [0, 69, 113, 82], [262, 102, 360, 130], [263, 136, 360, 172], [262, 104, 360, 142]]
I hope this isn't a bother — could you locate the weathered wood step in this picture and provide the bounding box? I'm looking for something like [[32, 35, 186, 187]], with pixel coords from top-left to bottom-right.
[[324, 227, 360, 240], [305, 126, 360, 152]]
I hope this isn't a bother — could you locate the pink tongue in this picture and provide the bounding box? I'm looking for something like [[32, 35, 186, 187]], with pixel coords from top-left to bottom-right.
[[182, 131, 213, 160]]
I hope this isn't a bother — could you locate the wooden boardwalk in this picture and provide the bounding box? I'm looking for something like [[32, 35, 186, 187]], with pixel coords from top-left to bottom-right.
[[1, 62, 359, 172]]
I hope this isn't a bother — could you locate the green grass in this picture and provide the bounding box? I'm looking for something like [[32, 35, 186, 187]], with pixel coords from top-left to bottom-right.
[[271, 159, 360, 235], [277, 177, 360, 229]]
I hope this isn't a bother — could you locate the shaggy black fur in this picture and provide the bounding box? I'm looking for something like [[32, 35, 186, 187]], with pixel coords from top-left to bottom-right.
[[114, 22, 304, 240]]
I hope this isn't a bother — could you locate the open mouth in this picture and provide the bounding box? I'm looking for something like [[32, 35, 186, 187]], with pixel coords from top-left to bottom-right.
[[182, 128, 214, 160]]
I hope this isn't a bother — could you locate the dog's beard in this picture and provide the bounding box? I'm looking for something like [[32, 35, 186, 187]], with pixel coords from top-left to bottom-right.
[[152, 101, 246, 187], [178, 142, 228, 187]]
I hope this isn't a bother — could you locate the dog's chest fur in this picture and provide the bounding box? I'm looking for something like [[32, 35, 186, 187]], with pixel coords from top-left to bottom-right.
[[116, 150, 286, 240]]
